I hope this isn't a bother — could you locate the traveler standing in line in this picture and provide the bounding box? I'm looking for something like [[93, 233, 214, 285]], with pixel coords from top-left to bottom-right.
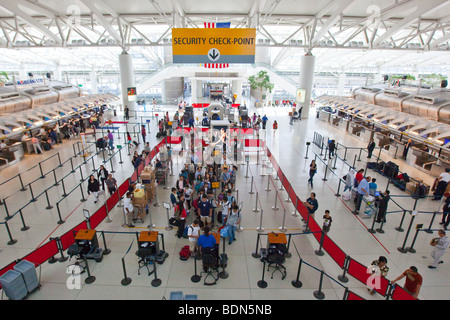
[[226, 204, 241, 245], [123, 191, 135, 228], [322, 210, 332, 234], [375, 190, 390, 223], [175, 195, 187, 238], [307, 160, 317, 187], [367, 139, 376, 159], [343, 168, 356, 192], [141, 125, 146, 143], [328, 140, 336, 158], [391, 266, 422, 299], [354, 176, 370, 215], [187, 219, 201, 255], [87, 175, 101, 204], [428, 229, 450, 269], [439, 195, 450, 229], [298, 107, 303, 120]]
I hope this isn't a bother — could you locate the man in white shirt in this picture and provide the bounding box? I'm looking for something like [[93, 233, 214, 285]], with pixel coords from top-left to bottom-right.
[[123, 192, 135, 227], [429, 229, 450, 269], [434, 168, 450, 200], [187, 219, 201, 255]]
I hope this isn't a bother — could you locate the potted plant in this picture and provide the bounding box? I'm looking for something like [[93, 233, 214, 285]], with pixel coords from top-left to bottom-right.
[[248, 70, 274, 107], [0, 71, 9, 86]]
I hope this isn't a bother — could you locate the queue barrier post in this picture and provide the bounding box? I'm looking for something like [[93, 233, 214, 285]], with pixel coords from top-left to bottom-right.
[[313, 270, 326, 300], [291, 258, 303, 288]]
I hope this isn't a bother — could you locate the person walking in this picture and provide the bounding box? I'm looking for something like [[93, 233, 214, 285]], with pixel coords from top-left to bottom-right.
[[428, 229, 450, 269], [391, 266, 422, 299], [87, 175, 101, 204], [304, 192, 319, 219], [328, 140, 336, 158], [105, 174, 117, 196], [307, 160, 317, 187], [97, 165, 109, 191], [262, 114, 268, 129]]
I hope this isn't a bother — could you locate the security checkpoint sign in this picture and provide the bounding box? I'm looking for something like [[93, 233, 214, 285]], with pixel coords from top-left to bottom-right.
[[172, 28, 256, 64]]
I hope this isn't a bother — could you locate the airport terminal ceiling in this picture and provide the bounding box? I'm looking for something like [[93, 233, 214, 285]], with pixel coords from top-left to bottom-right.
[[0, 0, 449, 82]]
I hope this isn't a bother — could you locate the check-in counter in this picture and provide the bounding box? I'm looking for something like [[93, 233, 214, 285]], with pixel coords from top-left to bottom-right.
[[318, 109, 332, 123], [0, 142, 24, 167], [375, 133, 391, 152], [22, 138, 34, 154], [349, 122, 373, 142], [330, 115, 350, 132]]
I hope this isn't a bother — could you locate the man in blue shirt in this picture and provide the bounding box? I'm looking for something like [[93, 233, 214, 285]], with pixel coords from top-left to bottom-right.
[[354, 176, 370, 215], [197, 195, 212, 228]]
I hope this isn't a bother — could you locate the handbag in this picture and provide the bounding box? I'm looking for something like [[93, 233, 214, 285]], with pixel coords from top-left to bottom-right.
[[220, 225, 229, 238]]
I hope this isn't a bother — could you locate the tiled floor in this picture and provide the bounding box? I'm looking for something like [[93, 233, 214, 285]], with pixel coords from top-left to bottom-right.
[[0, 98, 449, 300]]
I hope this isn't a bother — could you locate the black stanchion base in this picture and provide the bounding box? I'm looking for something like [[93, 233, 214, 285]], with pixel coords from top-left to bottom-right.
[[80, 199, 87, 202], [21, 226, 30, 231], [397, 247, 408, 253], [285, 252, 292, 258], [46, 206, 53, 210], [395, 227, 404, 232], [103, 249, 111, 255], [376, 229, 385, 234], [62, 194, 67, 197], [151, 278, 162, 287], [58, 256, 68, 262], [291, 280, 303, 288], [48, 256, 58, 264], [257, 280, 268, 289], [191, 275, 201, 283], [315, 249, 324, 256], [424, 230, 434, 234], [252, 252, 261, 259], [367, 229, 376, 234], [406, 247, 416, 254], [7, 239, 17, 245], [338, 275, 349, 283], [219, 271, 229, 279], [85, 276, 96, 284], [20, 188, 27, 192], [313, 290, 325, 300], [57, 220, 65, 225]]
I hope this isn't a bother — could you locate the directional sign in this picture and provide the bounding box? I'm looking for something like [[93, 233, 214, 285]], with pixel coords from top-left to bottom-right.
[[172, 28, 256, 64], [208, 48, 220, 62]]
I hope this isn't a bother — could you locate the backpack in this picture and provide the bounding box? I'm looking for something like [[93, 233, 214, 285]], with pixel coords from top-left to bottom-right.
[[179, 245, 191, 261], [183, 225, 194, 239]]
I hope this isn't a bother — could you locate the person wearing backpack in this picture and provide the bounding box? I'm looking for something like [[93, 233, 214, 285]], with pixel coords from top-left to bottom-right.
[[187, 220, 201, 255]]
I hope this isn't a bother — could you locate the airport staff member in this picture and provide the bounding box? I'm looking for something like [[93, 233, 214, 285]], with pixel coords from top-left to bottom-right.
[[429, 229, 450, 269], [433, 168, 450, 200]]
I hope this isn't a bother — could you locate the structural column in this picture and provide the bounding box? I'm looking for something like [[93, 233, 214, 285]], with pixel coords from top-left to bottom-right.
[[191, 79, 197, 103], [297, 51, 315, 119], [232, 79, 243, 105], [119, 50, 136, 111]]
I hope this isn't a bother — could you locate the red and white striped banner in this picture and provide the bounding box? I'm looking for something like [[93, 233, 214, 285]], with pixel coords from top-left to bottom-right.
[[204, 63, 229, 68]]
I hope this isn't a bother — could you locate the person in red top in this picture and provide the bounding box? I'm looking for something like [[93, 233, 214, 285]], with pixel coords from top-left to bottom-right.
[[355, 169, 365, 187], [175, 195, 187, 238], [391, 266, 422, 299]]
